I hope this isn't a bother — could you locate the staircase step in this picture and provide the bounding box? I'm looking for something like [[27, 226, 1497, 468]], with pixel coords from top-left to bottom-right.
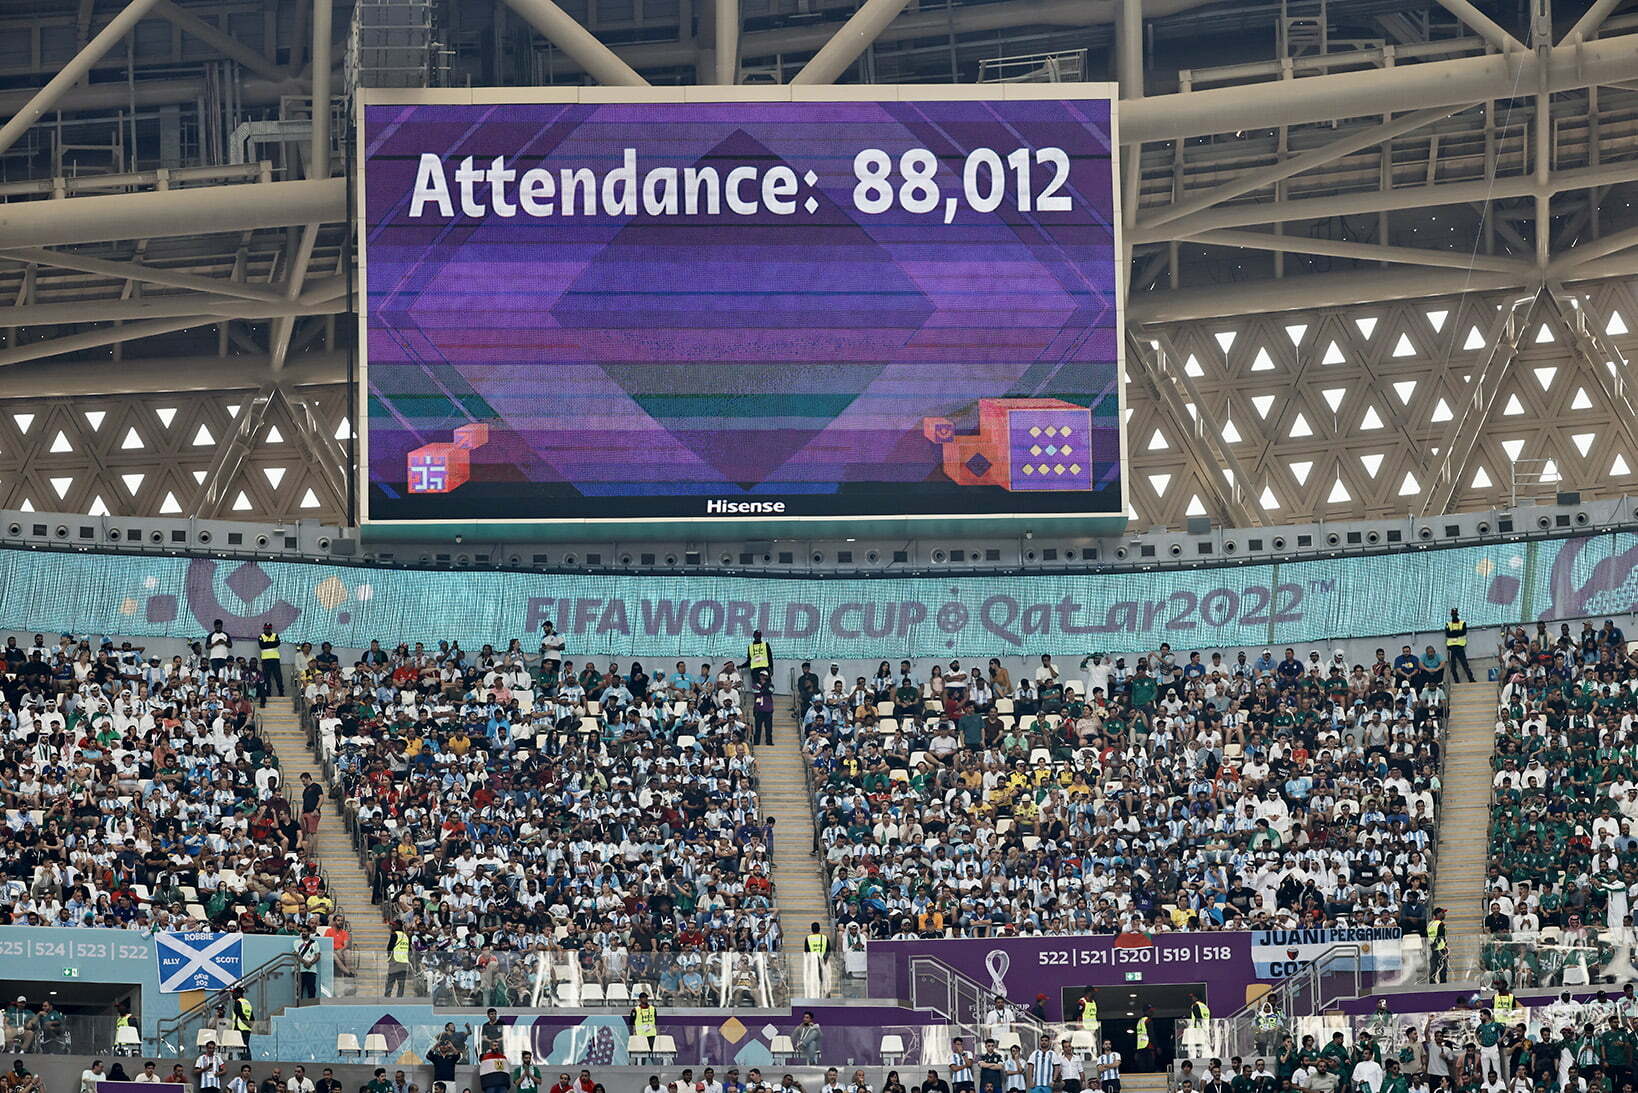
[[1433, 676, 1496, 981], [257, 696, 388, 995]]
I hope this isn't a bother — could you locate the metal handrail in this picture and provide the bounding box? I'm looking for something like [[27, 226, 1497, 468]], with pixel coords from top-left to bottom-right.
[[907, 955, 1048, 1047], [154, 951, 303, 1054]]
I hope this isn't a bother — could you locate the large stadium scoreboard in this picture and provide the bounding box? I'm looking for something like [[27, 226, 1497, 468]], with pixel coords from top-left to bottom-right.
[[357, 86, 1126, 537]]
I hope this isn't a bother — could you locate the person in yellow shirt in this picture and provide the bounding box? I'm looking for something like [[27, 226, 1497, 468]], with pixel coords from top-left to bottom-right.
[[447, 729, 471, 756]]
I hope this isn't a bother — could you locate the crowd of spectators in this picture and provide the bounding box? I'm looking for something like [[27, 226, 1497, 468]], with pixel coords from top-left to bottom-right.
[[300, 632, 779, 1003], [799, 644, 1447, 938], [1482, 620, 1638, 987], [0, 628, 336, 938]]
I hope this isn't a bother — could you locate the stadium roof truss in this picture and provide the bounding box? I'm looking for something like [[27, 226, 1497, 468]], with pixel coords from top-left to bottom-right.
[[0, 0, 1636, 530]]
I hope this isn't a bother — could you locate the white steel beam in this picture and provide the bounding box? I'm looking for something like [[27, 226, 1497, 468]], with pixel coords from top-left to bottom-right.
[[0, 291, 346, 326], [1118, 36, 1638, 143], [1182, 229, 1536, 275], [1420, 290, 1544, 516], [1541, 286, 1638, 463], [268, 223, 322, 373], [1127, 160, 1638, 243], [1433, 0, 1527, 53], [0, 0, 165, 157], [715, 0, 739, 85], [522, 0, 1218, 80], [1547, 224, 1638, 273], [1, 354, 348, 397], [1128, 330, 1262, 527], [1138, 106, 1467, 232], [0, 74, 308, 117], [310, 0, 332, 181], [150, 0, 287, 81], [0, 316, 216, 368], [1563, 0, 1627, 43], [501, 0, 649, 86], [791, 0, 916, 85], [0, 178, 346, 248], [1128, 267, 1532, 324], [0, 248, 295, 304]]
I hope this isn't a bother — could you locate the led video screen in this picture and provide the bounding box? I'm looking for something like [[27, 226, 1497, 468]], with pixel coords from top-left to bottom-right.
[[359, 88, 1125, 527]]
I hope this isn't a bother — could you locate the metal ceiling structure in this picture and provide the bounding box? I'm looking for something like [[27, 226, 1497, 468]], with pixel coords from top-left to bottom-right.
[[0, 0, 1636, 533]]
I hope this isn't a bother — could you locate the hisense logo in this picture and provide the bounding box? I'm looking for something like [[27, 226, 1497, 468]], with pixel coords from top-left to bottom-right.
[[706, 500, 787, 514]]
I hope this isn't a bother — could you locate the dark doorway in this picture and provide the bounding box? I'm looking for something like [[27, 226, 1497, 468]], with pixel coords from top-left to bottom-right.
[[1059, 982, 1207, 1073]]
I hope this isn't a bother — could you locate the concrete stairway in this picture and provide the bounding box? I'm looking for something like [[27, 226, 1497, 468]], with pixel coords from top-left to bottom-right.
[[1433, 679, 1498, 981], [755, 704, 834, 989], [258, 696, 391, 994]]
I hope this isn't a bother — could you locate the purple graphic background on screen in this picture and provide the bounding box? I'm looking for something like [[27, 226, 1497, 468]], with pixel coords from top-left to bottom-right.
[[362, 99, 1122, 521]]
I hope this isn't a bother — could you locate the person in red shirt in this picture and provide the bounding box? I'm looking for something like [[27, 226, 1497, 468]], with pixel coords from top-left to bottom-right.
[[549, 1073, 576, 1093]]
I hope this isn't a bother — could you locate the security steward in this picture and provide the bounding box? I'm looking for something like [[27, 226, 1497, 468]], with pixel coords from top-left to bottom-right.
[[231, 986, 254, 1055], [630, 991, 659, 1042], [1078, 989, 1099, 1036], [1427, 906, 1449, 982], [1445, 608, 1475, 683], [741, 630, 773, 679], [258, 621, 285, 703]]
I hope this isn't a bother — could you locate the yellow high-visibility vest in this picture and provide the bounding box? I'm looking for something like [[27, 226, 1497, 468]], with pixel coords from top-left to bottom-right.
[[259, 632, 281, 660], [1080, 999, 1099, 1029], [1190, 1001, 1211, 1029], [1135, 1018, 1150, 1050], [747, 641, 771, 670], [1427, 920, 1447, 950], [1494, 993, 1517, 1016], [634, 1004, 658, 1038], [233, 998, 253, 1033], [805, 932, 829, 955], [1445, 621, 1467, 648], [390, 933, 410, 964]]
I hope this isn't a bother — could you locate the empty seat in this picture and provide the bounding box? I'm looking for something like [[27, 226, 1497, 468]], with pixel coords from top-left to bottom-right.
[[580, 983, 605, 1005], [364, 1033, 389, 1055], [768, 1034, 795, 1061], [218, 1030, 246, 1052], [627, 1034, 651, 1060], [605, 982, 630, 1004], [652, 1034, 678, 1060], [196, 1029, 219, 1048], [336, 1033, 361, 1055]]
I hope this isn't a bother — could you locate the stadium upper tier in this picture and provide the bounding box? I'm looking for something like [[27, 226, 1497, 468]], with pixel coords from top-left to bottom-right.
[[801, 650, 1445, 938], [1482, 621, 1638, 987], [0, 634, 336, 934]]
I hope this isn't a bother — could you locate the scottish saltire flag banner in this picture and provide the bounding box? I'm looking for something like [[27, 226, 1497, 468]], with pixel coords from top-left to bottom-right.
[[155, 931, 243, 993]]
